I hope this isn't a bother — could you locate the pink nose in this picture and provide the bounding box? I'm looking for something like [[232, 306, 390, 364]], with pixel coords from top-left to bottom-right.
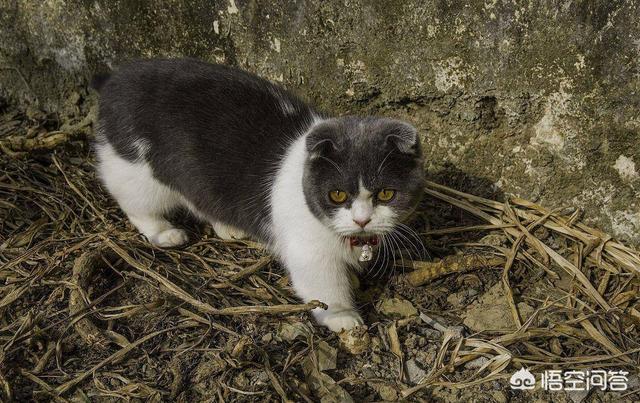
[[353, 218, 371, 228]]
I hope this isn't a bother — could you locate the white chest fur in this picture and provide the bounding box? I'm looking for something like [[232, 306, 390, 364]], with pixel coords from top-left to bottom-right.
[[270, 132, 364, 331]]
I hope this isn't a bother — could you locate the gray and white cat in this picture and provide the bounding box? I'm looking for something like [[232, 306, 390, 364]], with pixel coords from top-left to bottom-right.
[[93, 58, 424, 331]]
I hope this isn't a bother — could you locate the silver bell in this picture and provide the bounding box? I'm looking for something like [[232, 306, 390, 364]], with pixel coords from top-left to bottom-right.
[[359, 244, 373, 262]]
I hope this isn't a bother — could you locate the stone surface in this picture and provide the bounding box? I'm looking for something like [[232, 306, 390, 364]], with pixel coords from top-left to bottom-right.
[[377, 296, 419, 318], [338, 325, 371, 355], [404, 358, 427, 384], [462, 282, 535, 332], [1, 0, 639, 243]]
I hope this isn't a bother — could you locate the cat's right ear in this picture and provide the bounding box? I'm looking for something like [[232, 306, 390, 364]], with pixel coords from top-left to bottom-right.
[[306, 121, 341, 158]]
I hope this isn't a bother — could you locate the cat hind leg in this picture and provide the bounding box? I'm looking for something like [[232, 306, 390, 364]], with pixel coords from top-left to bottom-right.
[[96, 142, 188, 247], [212, 221, 247, 240]]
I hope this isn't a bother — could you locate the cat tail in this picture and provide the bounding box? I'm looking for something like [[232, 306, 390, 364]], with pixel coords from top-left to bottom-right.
[[90, 72, 111, 92]]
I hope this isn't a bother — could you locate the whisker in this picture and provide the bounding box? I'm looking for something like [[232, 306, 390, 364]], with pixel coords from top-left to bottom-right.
[[388, 233, 398, 278], [381, 234, 393, 279], [396, 223, 430, 260], [318, 155, 344, 177], [370, 234, 384, 278], [372, 234, 389, 278], [391, 228, 420, 262], [370, 235, 383, 273], [388, 232, 405, 274], [376, 149, 394, 176]]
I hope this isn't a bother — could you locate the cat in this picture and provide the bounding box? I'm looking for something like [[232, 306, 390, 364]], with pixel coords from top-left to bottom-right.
[[93, 58, 425, 332]]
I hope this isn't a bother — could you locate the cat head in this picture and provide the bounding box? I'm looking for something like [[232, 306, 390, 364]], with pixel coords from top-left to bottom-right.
[[303, 117, 424, 240]]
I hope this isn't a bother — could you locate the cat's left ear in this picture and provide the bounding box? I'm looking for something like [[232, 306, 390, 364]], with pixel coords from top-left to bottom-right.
[[384, 120, 421, 156], [306, 120, 343, 158]]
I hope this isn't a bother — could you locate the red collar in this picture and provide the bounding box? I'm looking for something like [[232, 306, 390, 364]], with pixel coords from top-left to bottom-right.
[[348, 236, 379, 247]]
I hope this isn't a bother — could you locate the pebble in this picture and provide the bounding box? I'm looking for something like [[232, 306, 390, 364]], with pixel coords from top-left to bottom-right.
[[377, 297, 418, 318], [405, 359, 427, 384], [338, 326, 370, 355]]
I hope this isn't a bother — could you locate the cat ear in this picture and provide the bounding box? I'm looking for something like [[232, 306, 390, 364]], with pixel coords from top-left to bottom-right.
[[306, 120, 342, 158], [384, 120, 420, 155]]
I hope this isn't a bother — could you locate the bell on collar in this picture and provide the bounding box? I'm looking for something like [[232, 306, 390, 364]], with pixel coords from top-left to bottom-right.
[[359, 243, 373, 262]]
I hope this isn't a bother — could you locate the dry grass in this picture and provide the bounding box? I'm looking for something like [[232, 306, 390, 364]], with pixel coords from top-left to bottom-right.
[[400, 181, 640, 397], [1, 108, 639, 401]]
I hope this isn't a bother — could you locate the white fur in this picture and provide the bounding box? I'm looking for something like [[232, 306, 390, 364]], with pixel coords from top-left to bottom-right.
[[96, 141, 190, 247], [270, 128, 366, 332], [351, 180, 373, 225]]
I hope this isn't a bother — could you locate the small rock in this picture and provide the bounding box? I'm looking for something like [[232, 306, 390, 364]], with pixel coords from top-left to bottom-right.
[[549, 337, 562, 355], [463, 283, 517, 332], [369, 383, 398, 401], [261, 333, 273, 343], [422, 328, 442, 340], [379, 385, 398, 401], [446, 291, 465, 307], [405, 359, 427, 384], [377, 297, 418, 319], [338, 326, 370, 355], [446, 326, 466, 340]]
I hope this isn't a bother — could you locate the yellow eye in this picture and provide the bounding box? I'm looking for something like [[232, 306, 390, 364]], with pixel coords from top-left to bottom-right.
[[329, 190, 348, 204], [377, 189, 395, 202]]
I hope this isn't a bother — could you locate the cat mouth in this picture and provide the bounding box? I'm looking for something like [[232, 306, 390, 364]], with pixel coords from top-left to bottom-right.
[[348, 235, 379, 247]]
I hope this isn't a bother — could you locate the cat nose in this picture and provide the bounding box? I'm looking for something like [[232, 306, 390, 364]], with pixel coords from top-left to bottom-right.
[[353, 218, 371, 228]]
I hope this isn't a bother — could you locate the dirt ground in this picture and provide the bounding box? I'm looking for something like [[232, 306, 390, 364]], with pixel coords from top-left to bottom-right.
[[1, 106, 639, 402]]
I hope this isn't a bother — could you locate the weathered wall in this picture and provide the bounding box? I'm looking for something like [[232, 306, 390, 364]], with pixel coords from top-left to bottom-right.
[[1, 0, 639, 243]]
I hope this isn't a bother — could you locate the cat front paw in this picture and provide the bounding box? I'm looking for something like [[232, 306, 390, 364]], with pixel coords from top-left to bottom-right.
[[315, 309, 364, 332], [150, 228, 189, 247], [212, 222, 247, 240]]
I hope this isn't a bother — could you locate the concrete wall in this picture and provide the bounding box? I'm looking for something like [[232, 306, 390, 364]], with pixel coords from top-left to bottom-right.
[[1, 0, 639, 243]]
